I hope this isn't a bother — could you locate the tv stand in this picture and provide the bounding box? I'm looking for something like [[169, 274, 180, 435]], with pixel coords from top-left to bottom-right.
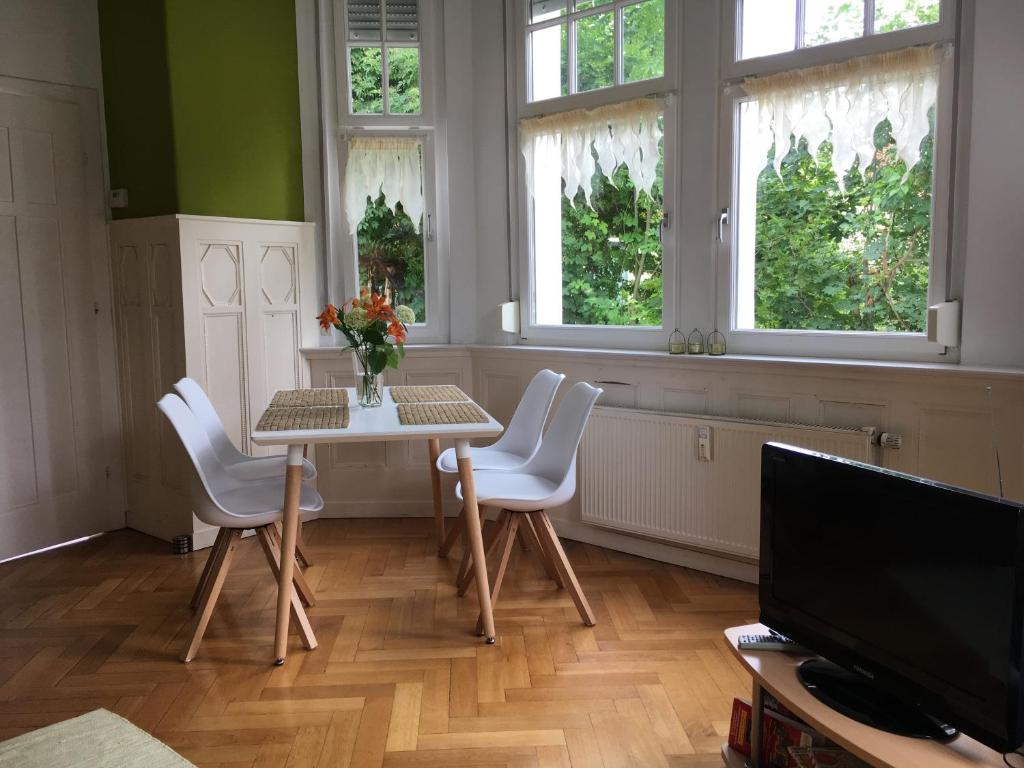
[[722, 624, 1004, 768]]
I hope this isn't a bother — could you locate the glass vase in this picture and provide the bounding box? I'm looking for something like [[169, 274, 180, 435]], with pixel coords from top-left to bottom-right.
[[358, 369, 383, 408]]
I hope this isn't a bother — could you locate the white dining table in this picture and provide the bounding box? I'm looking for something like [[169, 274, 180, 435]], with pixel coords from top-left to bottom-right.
[[251, 386, 504, 665]]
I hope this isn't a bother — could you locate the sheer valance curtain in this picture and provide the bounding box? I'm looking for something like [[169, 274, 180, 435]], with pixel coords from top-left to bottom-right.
[[520, 98, 663, 207], [343, 136, 424, 234], [742, 45, 941, 186]]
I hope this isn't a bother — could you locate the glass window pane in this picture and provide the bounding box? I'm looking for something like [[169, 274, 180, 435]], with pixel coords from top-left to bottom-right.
[[529, 24, 568, 101], [574, 0, 614, 10], [623, 0, 665, 83], [804, 0, 864, 47], [741, 0, 796, 60], [356, 155, 427, 323], [531, 0, 566, 23], [735, 100, 934, 333], [349, 46, 383, 114], [576, 10, 615, 92], [531, 118, 664, 327], [874, 0, 940, 33], [387, 47, 420, 114]]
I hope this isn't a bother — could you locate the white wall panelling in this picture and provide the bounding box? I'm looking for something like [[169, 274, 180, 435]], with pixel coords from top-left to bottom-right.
[[110, 215, 318, 547], [305, 344, 1024, 582], [0, 76, 122, 560]]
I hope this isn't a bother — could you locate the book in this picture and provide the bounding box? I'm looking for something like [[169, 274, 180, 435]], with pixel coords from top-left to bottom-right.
[[728, 698, 832, 768]]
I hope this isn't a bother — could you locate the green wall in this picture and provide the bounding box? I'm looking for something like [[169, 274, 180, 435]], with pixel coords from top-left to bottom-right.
[[98, 0, 178, 219], [99, 0, 304, 222]]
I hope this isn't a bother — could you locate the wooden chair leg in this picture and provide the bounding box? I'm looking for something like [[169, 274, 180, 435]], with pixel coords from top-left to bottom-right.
[[520, 513, 564, 588], [458, 509, 509, 596], [267, 523, 316, 608], [532, 511, 596, 627], [190, 527, 230, 610], [516, 525, 530, 551], [295, 521, 312, 568], [256, 527, 317, 650], [439, 506, 466, 558], [182, 529, 241, 662], [476, 515, 520, 635]]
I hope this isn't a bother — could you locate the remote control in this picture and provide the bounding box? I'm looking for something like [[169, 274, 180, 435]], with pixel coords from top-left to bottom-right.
[[738, 632, 809, 653]]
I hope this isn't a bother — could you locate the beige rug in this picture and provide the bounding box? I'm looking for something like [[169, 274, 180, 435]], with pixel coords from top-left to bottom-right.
[[0, 709, 194, 767]]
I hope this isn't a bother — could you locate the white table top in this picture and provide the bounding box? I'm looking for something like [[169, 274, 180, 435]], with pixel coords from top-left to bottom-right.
[[251, 387, 504, 446]]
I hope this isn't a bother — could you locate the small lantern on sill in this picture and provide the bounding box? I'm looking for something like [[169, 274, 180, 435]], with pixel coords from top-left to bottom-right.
[[669, 328, 685, 354], [708, 329, 726, 356], [687, 328, 705, 355]]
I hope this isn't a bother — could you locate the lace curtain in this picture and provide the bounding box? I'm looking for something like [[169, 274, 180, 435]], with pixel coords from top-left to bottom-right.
[[742, 45, 941, 186], [343, 137, 424, 234], [520, 98, 662, 207]]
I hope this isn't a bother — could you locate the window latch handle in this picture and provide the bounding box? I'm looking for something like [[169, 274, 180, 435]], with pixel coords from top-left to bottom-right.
[[718, 208, 729, 243], [659, 211, 670, 243], [425, 213, 434, 242]]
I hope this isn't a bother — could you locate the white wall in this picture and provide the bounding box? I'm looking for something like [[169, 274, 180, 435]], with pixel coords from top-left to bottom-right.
[[0, 0, 104, 89], [958, 0, 1024, 368]]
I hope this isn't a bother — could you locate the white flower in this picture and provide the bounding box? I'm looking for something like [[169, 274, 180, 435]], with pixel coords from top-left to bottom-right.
[[395, 304, 416, 325], [344, 306, 371, 330]]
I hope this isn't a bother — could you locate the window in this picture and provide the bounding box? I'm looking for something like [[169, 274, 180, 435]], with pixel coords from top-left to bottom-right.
[[527, 0, 665, 103], [346, 1, 421, 115], [720, 0, 955, 359], [516, 0, 676, 346], [522, 102, 665, 328], [344, 138, 428, 323], [333, 0, 444, 341], [738, 0, 941, 61]]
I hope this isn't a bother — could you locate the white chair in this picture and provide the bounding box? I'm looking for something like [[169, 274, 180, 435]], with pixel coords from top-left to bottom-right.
[[456, 382, 603, 629], [175, 377, 317, 567], [435, 369, 565, 560], [157, 393, 324, 662]]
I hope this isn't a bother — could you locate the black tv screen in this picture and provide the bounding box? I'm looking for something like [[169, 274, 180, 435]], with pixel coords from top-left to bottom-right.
[[760, 442, 1024, 753]]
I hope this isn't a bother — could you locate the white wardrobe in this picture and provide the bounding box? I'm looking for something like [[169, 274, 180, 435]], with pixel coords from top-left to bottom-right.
[[109, 215, 319, 548]]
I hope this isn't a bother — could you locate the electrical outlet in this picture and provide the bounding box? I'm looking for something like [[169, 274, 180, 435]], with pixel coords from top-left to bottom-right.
[[697, 426, 712, 461], [109, 188, 128, 208]]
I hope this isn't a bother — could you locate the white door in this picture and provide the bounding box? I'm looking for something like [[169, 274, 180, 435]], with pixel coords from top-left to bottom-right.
[[0, 81, 123, 560]]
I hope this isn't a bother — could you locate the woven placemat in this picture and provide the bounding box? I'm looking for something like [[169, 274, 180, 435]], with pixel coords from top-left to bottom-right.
[[256, 406, 349, 431], [390, 385, 470, 403], [270, 388, 349, 408], [397, 402, 488, 425]]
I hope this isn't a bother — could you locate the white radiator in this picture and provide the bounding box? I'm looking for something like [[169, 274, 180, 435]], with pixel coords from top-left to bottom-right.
[[580, 407, 878, 561]]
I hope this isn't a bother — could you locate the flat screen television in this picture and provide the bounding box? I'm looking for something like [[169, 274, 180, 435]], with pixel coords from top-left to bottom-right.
[[760, 442, 1024, 753]]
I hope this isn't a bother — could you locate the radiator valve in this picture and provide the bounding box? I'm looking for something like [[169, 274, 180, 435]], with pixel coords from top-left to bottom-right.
[[879, 432, 903, 450]]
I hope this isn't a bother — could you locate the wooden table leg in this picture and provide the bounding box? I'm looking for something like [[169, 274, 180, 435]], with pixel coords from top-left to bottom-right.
[[454, 438, 495, 643], [428, 438, 445, 553], [274, 443, 309, 665]]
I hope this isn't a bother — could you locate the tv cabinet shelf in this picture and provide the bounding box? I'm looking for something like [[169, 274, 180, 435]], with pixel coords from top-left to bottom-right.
[[723, 625, 1004, 768]]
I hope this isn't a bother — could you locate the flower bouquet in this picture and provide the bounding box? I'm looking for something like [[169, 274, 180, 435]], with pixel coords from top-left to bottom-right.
[[318, 290, 415, 407]]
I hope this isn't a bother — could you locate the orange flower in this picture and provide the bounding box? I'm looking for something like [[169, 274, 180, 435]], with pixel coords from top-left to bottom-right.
[[387, 320, 406, 342], [364, 291, 392, 322], [317, 303, 339, 331]]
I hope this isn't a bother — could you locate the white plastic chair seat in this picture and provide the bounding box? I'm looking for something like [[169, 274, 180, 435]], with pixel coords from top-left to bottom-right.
[[222, 454, 317, 483], [215, 480, 324, 526], [456, 472, 574, 512], [436, 447, 527, 474]]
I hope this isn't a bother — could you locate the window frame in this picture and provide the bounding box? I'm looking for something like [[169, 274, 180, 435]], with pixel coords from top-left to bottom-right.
[[715, 0, 961, 361], [327, 0, 448, 343], [513, 0, 682, 349]]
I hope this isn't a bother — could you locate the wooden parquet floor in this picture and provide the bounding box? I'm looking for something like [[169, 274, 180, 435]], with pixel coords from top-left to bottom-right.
[[0, 519, 757, 767]]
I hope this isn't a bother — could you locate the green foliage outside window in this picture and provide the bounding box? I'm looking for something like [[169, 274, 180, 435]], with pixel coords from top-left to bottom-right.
[[753, 116, 934, 332], [356, 195, 426, 323], [349, 46, 420, 114]]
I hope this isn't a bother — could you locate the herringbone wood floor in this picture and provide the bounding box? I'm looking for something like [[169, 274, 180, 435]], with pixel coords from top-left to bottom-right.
[[0, 519, 757, 767]]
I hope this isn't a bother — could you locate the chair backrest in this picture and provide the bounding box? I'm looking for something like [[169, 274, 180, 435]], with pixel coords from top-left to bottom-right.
[[522, 382, 603, 484], [156, 393, 239, 526], [490, 369, 566, 460], [174, 377, 243, 467]]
